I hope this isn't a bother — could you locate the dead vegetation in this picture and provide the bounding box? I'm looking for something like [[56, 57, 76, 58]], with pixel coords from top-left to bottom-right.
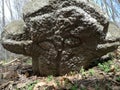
[[0, 51, 120, 90]]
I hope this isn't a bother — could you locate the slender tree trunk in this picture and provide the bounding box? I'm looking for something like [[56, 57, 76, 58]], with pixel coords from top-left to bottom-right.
[[2, 0, 7, 60], [2, 0, 5, 27], [6, 0, 14, 20]]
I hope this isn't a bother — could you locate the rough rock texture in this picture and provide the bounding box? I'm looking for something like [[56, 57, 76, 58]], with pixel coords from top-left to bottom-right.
[[1, 0, 120, 76]]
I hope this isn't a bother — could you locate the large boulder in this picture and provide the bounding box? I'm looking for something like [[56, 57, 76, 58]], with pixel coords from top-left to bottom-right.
[[1, 0, 120, 76]]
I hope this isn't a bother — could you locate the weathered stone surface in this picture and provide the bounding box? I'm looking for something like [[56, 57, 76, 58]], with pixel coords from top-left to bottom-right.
[[1, 0, 120, 76], [1, 20, 32, 56]]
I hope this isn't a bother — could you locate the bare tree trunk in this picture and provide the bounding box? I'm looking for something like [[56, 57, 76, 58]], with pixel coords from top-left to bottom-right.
[[110, 0, 115, 22], [2, 0, 8, 60], [6, 0, 14, 20], [2, 0, 5, 27]]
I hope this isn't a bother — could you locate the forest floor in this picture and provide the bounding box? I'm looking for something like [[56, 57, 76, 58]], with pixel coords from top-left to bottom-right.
[[0, 51, 120, 90]]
